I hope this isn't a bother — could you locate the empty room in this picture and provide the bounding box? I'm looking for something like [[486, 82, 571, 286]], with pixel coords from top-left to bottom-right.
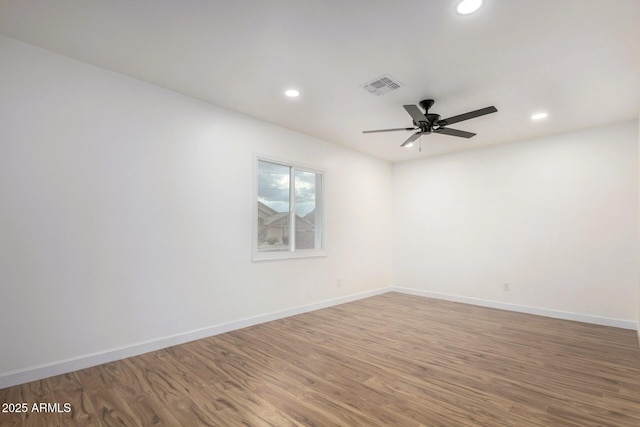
[[1, 0, 640, 426]]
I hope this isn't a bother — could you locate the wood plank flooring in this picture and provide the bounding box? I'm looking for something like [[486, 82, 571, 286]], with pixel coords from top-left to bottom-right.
[[1, 292, 640, 426]]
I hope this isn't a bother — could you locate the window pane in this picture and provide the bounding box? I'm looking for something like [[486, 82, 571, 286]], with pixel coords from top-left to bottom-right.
[[295, 170, 322, 250], [257, 161, 290, 252]]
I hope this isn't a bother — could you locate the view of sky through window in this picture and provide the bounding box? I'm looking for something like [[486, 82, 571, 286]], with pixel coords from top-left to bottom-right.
[[257, 161, 316, 216]]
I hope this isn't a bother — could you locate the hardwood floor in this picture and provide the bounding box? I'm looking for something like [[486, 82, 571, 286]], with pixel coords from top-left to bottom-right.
[[2, 292, 640, 426]]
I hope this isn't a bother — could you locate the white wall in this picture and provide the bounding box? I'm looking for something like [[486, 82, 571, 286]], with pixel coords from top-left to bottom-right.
[[0, 35, 393, 384], [393, 121, 639, 324], [1, 34, 638, 388]]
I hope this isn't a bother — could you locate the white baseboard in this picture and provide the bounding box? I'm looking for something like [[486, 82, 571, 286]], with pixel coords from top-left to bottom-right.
[[3, 285, 637, 389], [390, 286, 638, 330], [0, 287, 388, 390]]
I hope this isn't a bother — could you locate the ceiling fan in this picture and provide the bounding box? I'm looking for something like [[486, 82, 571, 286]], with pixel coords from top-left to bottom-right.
[[363, 99, 497, 147]]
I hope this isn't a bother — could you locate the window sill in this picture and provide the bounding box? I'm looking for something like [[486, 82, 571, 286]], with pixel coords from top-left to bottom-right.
[[252, 249, 327, 262]]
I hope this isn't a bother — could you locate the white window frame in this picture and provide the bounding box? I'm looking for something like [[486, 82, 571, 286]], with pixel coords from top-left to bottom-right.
[[252, 154, 326, 261]]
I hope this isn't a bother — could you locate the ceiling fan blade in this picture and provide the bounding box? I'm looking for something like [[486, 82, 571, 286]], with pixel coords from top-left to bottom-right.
[[433, 128, 476, 138], [438, 106, 497, 126], [401, 132, 422, 147], [434, 127, 476, 138], [362, 127, 417, 134], [403, 105, 430, 124]]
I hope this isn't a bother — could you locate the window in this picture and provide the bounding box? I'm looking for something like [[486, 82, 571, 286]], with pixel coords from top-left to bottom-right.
[[254, 156, 324, 260]]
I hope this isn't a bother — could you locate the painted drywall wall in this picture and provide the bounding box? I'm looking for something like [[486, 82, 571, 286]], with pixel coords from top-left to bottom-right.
[[393, 121, 639, 323], [0, 35, 393, 380]]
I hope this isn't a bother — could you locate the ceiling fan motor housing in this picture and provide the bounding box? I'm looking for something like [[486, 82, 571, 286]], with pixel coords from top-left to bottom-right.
[[428, 114, 440, 124], [413, 100, 439, 131]]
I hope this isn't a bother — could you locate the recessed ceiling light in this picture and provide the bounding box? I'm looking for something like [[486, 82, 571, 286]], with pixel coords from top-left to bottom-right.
[[531, 112, 548, 121], [457, 0, 483, 15], [285, 89, 300, 98]]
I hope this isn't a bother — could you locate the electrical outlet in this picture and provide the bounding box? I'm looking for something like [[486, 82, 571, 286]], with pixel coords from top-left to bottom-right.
[[337, 279, 342, 287], [503, 283, 510, 292]]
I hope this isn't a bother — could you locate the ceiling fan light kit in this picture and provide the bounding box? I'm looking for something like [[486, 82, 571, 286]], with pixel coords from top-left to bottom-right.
[[363, 99, 497, 148]]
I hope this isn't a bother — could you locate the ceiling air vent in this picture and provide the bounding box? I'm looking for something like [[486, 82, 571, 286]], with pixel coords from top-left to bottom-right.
[[361, 74, 403, 96]]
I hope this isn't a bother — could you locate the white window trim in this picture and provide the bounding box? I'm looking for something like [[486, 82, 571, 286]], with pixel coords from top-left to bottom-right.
[[252, 153, 326, 262]]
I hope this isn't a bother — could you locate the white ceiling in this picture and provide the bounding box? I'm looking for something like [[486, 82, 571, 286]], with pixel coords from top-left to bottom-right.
[[1, 0, 639, 162]]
